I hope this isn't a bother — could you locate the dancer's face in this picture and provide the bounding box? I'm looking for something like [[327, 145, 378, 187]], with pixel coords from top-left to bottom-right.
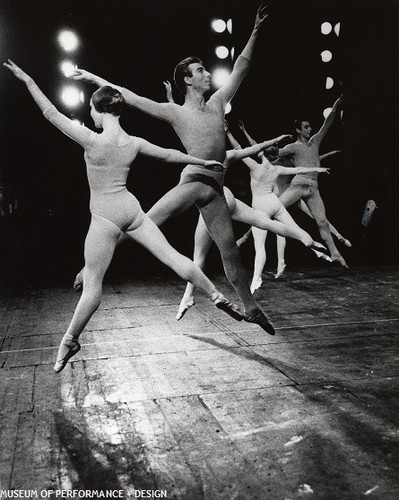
[[186, 63, 211, 92], [298, 121, 312, 140]]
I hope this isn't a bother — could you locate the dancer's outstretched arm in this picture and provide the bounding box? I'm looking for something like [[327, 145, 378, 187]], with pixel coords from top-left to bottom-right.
[[4, 60, 92, 147], [226, 134, 291, 166], [212, 5, 268, 108], [276, 165, 330, 176], [312, 95, 343, 145], [70, 69, 178, 123], [238, 119, 257, 146], [135, 138, 223, 168], [320, 150, 341, 161], [163, 80, 174, 104]]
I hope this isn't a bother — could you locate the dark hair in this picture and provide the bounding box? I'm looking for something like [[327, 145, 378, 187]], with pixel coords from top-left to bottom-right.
[[91, 86, 125, 116], [264, 144, 279, 161], [293, 119, 308, 136], [173, 57, 203, 95]]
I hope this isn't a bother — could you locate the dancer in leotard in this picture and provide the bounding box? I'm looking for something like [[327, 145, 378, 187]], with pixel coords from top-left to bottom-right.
[[4, 60, 246, 372], [276, 96, 349, 269], [236, 120, 351, 281], [68, 6, 279, 335]]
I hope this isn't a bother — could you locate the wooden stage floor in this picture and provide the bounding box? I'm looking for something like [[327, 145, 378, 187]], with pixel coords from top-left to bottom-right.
[[1, 266, 398, 498]]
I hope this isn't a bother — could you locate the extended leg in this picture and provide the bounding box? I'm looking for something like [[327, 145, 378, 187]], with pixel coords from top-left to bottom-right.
[[275, 236, 287, 279], [251, 227, 268, 293], [55, 215, 120, 373]]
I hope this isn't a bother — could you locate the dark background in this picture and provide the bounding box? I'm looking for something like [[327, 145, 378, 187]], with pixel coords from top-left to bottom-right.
[[0, 0, 398, 287]]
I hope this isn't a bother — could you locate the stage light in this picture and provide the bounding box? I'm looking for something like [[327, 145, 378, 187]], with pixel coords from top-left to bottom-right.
[[215, 46, 229, 59], [212, 19, 226, 33], [325, 77, 334, 89], [80, 91, 85, 103], [61, 86, 81, 107], [321, 22, 333, 35], [225, 102, 232, 114], [334, 22, 341, 37], [60, 60, 76, 77], [321, 50, 333, 63], [230, 47, 235, 59], [58, 30, 79, 52], [212, 68, 230, 88], [323, 107, 332, 119], [72, 119, 83, 126], [227, 19, 233, 34]]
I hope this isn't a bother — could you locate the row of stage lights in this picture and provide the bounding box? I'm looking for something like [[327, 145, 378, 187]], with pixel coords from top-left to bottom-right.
[[320, 21, 341, 119], [211, 18, 233, 114]]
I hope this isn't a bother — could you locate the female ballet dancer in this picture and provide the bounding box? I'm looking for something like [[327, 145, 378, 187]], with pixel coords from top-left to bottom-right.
[[4, 60, 245, 372], [236, 120, 351, 282]]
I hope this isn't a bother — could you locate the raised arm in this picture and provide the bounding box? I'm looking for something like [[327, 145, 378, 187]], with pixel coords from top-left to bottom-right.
[[238, 119, 257, 146], [312, 95, 343, 144], [163, 80, 175, 104], [70, 68, 178, 123], [4, 60, 92, 147], [213, 5, 268, 106], [135, 138, 224, 168]]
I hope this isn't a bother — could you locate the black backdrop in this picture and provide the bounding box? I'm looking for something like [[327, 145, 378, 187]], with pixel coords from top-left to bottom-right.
[[0, 0, 398, 287]]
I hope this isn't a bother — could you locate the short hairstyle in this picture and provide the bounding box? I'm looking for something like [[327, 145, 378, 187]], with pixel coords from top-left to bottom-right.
[[91, 86, 125, 116], [293, 119, 308, 136], [264, 144, 279, 161], [173, 57, 203, 95]]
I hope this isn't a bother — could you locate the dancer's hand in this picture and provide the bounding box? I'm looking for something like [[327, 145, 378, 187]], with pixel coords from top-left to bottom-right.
[[238, 119, 245, 130], [69, 68, 96, 82], [204, 160, 225, 169], [316, 167, 330, 174], [163, 80, 174, 103], [254, 4, 269, 32], [276, 134, 293, 143], [3, 60, 32, 83]]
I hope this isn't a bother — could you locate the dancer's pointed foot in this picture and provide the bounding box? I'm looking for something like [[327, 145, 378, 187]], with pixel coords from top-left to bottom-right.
[[243, 308, 275, 335], [250, 276, 263, 294], [73, 270, 84, 292], [236, 230, 251, 248], [310, 240, 327, 252], [275, 261, 286, 279], [54, 334, 81, 373], [312, 249, 332, 262], [338, 236, 352, 248], [332, 254, 350, 269], [210, 291, 243, 321], [176, 294, 195, 320]]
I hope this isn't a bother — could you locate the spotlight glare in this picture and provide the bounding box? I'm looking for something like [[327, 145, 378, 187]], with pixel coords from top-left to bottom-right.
[[227, 19, 233, 34], [323, 107, 332, 119], [215, 46, 229, 59], [58, 30, 79, 52], [72, 119, 83, 126], [212, 68, 230, 88], [225, 102, 232, 115], [325, 76, 334, 89], [60, 60, 76, 77], [211, 19, 226, 33], [334, 22, 341, 37], [321, 22, 333, 35], [230, 47, 235, 59], [61, 86, 81, 107], [79, 91, 85, 103], [321, 50, 333, 63]]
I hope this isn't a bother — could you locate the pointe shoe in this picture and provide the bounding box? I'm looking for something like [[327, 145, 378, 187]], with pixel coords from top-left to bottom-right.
[[312, 249, 332, 263], [338, 236, 352, 248], [275, 262, 286, 279], [210, 291, 243, 321], [54, 335, 81, 373], [332, 255, 350, 269], [176, 295, 195, 320], [242, 308, 275, 335], [73, 271, 83, 292], [250, 276, 263, 294]]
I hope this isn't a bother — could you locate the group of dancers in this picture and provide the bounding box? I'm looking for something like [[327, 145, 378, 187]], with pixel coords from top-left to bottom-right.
[[4, 5, 350, 373]]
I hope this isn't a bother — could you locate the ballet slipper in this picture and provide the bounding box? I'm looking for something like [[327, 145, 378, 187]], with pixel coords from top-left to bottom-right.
[[275, 261, 286, 279], [176, 294, 196, 320], [54, 334, 81, 373], [209, 291, 243, 321], [242, 308, 275, 335], [250, 275, 263, 294], [311, 249, 333, 263], [337, 236, 352, 248], [332, 255, 350, 269], [73, 270, 84, 292]]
